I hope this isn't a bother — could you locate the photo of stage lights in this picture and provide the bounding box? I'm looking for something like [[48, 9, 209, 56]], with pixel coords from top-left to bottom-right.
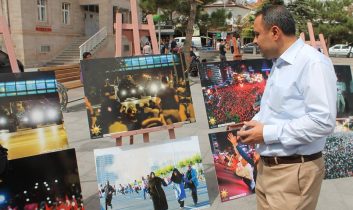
[[0, 72, 68, 160], [81, 54, 195, 138], [0, 149, 83, 210], [199, 59, 272, 128]]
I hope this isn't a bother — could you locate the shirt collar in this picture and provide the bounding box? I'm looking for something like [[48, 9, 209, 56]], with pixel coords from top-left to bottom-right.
[[276, 38, 304, 66]]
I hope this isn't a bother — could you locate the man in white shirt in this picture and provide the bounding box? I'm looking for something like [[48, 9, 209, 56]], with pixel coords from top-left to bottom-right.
[[237, 5, 337, 210], [143, 42, 152, 55]]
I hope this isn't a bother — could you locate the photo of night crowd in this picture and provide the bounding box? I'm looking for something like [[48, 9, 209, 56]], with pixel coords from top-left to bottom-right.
[[94, 137, 210, 209], [81, 54, 195, 138], [0, 149, 83, 210], [324, 132, 353, 179], [321, 65, 353, 179], [209, 130, 259, 202], [199, 59, 272, 128], [0, 72, 68, 160]]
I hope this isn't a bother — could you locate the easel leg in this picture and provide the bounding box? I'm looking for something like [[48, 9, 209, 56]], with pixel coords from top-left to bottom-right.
[[130, 135, 134, 145], [143, 133, 149, 143], [116, 137, 122, 146], [168, 129, 176, 140]]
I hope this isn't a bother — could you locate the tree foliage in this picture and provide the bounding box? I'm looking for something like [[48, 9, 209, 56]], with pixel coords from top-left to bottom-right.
[[140, 0, 217, 65], [310, 0, 353, 45]]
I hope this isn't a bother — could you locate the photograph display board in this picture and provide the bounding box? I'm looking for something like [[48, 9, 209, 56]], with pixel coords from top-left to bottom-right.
[[81, 54, 195, 138], [209, 130, 258, 202], [0, 72, 68, 160], [199, 59, 272, 128], [324, 65, 353, 179], [94, 136, 210, 210], [0, 149, 83, 209]]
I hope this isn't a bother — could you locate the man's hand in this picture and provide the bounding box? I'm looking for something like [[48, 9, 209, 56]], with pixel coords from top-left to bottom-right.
[[237, 120, 265, 145]]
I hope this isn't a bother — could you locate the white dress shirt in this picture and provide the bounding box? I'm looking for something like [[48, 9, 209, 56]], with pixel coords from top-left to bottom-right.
[[254, 39, 337, 156]]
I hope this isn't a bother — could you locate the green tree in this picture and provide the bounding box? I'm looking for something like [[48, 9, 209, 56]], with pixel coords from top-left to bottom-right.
[[140, 0, 217, 65], [287, 0, 317, 35], [309, 0, 353, 46]]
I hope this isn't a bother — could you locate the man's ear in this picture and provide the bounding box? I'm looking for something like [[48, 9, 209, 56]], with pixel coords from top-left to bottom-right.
[[271, 26, 281, 41]]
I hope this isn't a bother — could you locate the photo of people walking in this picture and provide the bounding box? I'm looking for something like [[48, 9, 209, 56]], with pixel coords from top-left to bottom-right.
[[94, 136, 210, 209]]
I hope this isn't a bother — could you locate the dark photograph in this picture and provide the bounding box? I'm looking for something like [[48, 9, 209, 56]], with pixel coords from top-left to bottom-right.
[[81, 54, 195, 138]]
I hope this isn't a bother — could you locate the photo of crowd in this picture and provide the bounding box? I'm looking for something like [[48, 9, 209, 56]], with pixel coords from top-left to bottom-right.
[[81, 54, 195, 138], [0, 149, 83, 209], [209, 130, 259, 202], [322, 65, 353, 179], [0, 72, 68, 160], [324, 132, 353, 179], [199, 59, 272, 128], [94, 136, 210, 210]]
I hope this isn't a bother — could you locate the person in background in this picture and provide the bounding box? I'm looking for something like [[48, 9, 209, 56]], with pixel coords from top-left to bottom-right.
[[185, 164, 198, 206], [143, 42, 152, 55], [80, 51, 92, 84], [219, 40, 227, 62]]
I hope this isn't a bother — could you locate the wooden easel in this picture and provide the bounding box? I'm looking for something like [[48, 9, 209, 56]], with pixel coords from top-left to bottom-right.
[[109, 123, 184, 146], [114, 0, 159, 56], [300, 22, 329, 57], [0, 16, 19, 72], [232, 36, 242, 60], [109, 3, 185, 145]]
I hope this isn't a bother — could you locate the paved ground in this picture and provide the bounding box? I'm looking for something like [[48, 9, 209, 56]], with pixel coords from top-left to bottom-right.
[[99, 182, 210, 210], [60, 54, 353, 210]]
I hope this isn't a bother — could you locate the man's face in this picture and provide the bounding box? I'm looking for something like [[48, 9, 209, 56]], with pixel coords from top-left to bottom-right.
[[253, 15, 277, 59]]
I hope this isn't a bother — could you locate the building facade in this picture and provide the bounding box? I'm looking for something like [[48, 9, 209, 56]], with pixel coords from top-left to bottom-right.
[[0, 0, 133, 67]]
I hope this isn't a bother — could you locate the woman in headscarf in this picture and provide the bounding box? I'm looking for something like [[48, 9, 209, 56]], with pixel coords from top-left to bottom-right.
[[148, 172, 168, 210], [169, 168, 186, 208]]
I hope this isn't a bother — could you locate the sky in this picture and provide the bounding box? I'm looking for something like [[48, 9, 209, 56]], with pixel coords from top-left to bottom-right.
[[94, 136, 202, 185]]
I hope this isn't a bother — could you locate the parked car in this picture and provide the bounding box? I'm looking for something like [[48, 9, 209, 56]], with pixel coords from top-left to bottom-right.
[[328, 44, 352, 57], [241, 43, 260, 54]]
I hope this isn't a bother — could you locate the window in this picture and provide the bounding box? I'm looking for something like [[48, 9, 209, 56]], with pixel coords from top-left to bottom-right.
[[40, 45, 50, 53], [342, 46, 349, 49], [62, 3, 70, 24], [333, 46, 341, 49], [37, 0, 47, 22]]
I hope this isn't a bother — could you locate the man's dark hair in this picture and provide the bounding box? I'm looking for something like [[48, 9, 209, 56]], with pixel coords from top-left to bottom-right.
[[82, 51, 92, 59], [255, 5, 296, 36]]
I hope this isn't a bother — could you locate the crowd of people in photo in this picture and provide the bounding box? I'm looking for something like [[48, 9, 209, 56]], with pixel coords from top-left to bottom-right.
[[213, 132, 259, 193], [98, 164, 203, 210], [85, 72, 195, 136], [323, 132, 353, 179], [0, 181, 83, 210], [204, 82, 264, 127]]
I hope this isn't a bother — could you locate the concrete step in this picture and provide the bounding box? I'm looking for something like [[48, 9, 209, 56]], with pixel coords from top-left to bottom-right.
[[45, 36, 92, 66], [56, 55, 80, 59], [51, 59, 80, 62]]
